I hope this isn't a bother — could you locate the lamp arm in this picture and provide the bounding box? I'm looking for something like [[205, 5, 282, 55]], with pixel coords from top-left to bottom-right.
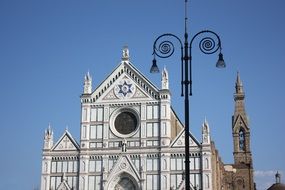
[[152, 33, 183, 58], [152, 33, 185, 96], [189, 30, 222, 56], [188, 30, 223, 95]]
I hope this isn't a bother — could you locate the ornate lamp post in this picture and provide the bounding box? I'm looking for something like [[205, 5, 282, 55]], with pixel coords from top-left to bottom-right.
[[150, 1, 225, 189]]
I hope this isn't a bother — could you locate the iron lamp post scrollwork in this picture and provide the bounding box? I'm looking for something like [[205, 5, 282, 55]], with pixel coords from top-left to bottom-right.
[[150, 12, 225, 190]]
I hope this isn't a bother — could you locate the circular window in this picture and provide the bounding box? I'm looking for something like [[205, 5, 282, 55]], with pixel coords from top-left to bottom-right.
[[114, 111, 137, 135], [110, 108, 140, 138]]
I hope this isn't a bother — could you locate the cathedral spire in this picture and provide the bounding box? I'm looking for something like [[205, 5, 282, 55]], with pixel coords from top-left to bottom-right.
[[233, 72, 247, 123], [235, 71, 244, 94]]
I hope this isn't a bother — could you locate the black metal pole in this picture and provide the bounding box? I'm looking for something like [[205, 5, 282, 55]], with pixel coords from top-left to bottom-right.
[[184, 30, 191, 190], [184, 2, 191, 188], [151, 5, 224, 190]]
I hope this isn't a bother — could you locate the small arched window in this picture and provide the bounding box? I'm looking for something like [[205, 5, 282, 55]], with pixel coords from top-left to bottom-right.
[[239, 129, 245, 151], [205, 158, 209, 169]]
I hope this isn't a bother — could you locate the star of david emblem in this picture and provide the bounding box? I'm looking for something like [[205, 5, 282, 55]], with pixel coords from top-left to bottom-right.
[[114, 79, 136, 99], [118, 81, 133, 96]]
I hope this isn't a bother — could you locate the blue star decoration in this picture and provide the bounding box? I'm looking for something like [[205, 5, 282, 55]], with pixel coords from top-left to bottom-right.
[[118, 81, 133, 96]]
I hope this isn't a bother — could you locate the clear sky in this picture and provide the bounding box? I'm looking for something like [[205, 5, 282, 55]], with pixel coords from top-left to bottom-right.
[[0, 0, 284, 189]]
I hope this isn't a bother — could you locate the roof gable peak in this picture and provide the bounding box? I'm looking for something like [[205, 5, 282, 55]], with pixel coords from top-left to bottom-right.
[[170, 128, 200, 148], [52, 130, 80, 151], [84, 54, 161, 103]]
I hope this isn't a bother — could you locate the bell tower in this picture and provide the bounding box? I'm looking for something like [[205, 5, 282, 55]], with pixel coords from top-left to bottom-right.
[[232, 72, 252, 164], [232, 72, 254, 189]]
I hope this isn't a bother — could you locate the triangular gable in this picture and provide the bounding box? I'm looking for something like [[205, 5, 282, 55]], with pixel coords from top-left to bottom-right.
[[232, 114, 249, 131], [99, 74, 152, 102], [56, 180, 71, 190], [52, 130, 80, 151], [170, 129, 200, 148], [107, 155, 140, 182], [90, 61, 160, 103]]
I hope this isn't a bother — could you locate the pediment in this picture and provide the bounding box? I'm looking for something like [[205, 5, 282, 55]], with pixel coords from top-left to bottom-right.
[[170, 129, 200, 148], [107, 155, 140, 182], [100, 75, 152, 102], [90, 61, 159, 103], [52, 131, 80, 151]]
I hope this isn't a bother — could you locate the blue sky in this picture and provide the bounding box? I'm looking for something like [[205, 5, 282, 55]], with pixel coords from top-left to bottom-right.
[[0, 0, 284, 189]]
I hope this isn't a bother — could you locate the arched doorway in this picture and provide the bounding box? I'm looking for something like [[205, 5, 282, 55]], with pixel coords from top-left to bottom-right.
[[114, 176, 136, 190], [108, 172, 139, 190]]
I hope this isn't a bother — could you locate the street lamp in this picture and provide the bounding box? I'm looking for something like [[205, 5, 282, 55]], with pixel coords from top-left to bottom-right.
[[150, 1, 225, 190]]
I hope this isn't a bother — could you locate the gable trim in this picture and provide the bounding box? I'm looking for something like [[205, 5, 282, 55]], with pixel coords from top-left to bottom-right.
[[51, 130, 80, 151], [170, 128, 201, 148], [83, 61, 160, 103]]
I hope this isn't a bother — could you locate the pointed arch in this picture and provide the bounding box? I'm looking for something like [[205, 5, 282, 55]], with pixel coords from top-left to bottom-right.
[[107, 171, 140, 190], [239, 128, 246, 151], [205, 158, 209, 169]]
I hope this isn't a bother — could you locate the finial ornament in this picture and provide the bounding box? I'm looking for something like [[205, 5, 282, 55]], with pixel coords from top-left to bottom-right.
[[202, 118, 209, 134], [276, 171, 281, 184], [83, 71, 92, 94], [86, 71, 91, 80], [44, 123, 54, 149], [122, 46, 130, 61], [45, 123, 53, 137], [202, 118, 210, 144], [161, 66, 169, 89], [204, 117, 209, 126], [47, 123, 52, 135]]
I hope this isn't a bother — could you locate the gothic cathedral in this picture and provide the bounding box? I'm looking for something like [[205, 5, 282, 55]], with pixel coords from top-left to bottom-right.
[[40, 47, 255, 190]]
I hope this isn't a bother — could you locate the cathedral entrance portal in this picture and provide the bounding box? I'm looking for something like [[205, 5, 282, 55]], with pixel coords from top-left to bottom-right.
[[107, 172, 139, 190], [114, 176, 136, 190]]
